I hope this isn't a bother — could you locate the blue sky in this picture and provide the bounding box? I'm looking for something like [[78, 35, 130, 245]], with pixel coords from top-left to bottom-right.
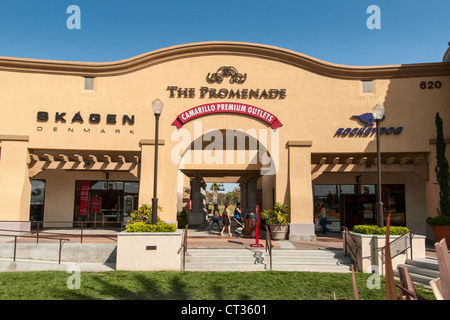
[[0, 0, 448, 65]]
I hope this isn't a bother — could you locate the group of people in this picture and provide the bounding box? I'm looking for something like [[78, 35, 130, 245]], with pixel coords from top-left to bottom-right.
[[210, 201, 330, 236], [209, 202, 241, 237]]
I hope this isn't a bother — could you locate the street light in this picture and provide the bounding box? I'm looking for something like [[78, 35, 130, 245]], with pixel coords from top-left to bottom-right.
[[151, 98, 164, 225], [372, 103, 385, 227]]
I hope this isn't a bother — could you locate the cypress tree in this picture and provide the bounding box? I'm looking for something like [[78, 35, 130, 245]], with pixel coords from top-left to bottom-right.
[[435, 112, 450, 216]]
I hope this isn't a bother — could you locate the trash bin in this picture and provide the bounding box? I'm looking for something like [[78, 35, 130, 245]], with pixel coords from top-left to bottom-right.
[[244, 213, 256, 237]]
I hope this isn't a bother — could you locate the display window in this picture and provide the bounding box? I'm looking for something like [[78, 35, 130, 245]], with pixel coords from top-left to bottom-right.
[[313, 184, 406, 230], [74, 180, 139, 227], [30, 179, 46, 222]]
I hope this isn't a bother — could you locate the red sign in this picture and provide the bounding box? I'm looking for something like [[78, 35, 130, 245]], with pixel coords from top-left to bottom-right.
[[78, 181, 91, 215], [92, 197, 102, 213], [171, 103, 283, 130]]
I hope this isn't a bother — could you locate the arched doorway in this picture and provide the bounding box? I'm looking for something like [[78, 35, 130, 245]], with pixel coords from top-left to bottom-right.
[[172, 124, 278, 228]]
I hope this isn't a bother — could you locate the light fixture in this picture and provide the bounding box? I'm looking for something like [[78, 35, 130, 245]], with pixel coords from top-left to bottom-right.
[[151, 98, 163, 224], [372, 103, 385, 120], [152, 98, 164, 115], [373, 103, 385, 227]]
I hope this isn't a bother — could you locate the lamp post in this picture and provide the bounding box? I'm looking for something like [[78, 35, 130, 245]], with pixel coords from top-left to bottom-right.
[[151, 98, 164, 225], [372, 103, 385, 227]]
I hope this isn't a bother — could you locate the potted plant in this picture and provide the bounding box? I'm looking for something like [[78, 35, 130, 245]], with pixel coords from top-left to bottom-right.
[[427, 113, 450, 246], [261, 202, 289, 240]]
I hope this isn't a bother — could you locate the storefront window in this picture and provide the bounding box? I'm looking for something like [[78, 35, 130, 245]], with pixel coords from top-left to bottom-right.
[[382, 184, 406, 226], [313, 184, 406, 230], [74, 180, 139, 226], [30, 180, 46, 222]]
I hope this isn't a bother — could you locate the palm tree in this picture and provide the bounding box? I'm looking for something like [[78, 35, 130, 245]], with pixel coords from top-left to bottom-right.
[[210, 183, 219, 204]]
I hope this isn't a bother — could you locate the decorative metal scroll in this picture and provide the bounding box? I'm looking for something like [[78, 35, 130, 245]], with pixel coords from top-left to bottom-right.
[[206, 66, 247, 84]]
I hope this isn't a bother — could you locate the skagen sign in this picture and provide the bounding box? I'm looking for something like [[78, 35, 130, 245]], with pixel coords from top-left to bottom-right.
[[171, 102, 283, 130], [36, 111, 136, 134]]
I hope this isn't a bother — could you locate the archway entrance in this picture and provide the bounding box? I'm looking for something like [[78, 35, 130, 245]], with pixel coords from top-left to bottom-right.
[[173, 125, 277, 229]]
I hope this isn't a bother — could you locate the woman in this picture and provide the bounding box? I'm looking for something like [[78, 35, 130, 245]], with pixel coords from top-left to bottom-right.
[[220, 202, 232, 237], [315, 202, 330, 234], [210, 204, 221, 232]]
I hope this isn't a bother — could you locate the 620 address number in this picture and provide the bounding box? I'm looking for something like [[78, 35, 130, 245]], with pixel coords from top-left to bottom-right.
[[420, 81, 442, 89]]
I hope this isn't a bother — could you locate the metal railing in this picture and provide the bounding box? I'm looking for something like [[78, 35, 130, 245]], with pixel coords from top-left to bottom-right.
[[380, 231, 416, 266], [0, 220, 123, 243], [342, 226, 360, 272], [265, 225, 272, 271], [181, 224, 188, 271], [0, 232, 70, 264]]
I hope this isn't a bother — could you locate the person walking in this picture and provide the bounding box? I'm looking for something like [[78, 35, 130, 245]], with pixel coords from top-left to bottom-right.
[[315, 202, 330, 234], [220, 202, 232, 237], [210, 204, 221, 232]]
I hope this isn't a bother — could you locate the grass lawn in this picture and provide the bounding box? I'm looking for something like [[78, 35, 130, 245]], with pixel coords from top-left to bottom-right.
[[0, 270, 435, 300]]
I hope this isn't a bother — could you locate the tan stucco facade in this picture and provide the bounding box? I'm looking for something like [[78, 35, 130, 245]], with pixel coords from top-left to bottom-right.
[[0, 42, 449, 239]]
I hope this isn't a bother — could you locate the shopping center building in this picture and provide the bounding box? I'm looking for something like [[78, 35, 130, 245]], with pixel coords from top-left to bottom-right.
[[0, 41, 449, 240]]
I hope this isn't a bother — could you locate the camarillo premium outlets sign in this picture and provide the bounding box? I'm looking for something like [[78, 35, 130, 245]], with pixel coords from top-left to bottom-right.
[[171, 103, 283, 130]]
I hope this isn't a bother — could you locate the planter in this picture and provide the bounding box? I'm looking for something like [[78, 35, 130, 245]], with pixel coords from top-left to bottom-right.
[[268, 224, 289, 241], [343, 230, 426, 273], [116, 230, 183, 271], [430, 225, 450, 246]]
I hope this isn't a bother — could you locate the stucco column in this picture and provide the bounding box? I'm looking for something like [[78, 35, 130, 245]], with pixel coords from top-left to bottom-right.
[[188, 175, 207, 227], [0, 135, 31, 233], [247, 176, 258, 216], [287, 141, 315, 241], [240, 180, 248, 217]]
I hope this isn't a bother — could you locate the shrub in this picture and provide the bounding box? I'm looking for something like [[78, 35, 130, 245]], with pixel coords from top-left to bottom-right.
[[129, 204, 162, 224], [426, 215, 450, 226], [261, 202, 289, 225], [352, 225, 409, 235], [126, 221, 177, 233], [177, 209, 189, 229], [126, 204, 176, 232]]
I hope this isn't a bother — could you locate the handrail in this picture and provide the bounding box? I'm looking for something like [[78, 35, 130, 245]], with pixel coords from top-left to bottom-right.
[[379, 230, 416, 266], [0, 232, 70, 264], [181, 224, 188, 271], [0, 220, 123, 243], [265, 225, 272, 271], [342, 226, 360, 272]]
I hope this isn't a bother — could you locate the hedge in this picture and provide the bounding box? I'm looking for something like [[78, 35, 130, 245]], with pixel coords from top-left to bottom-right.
[[125, 221, 177, 233], [352, 225, 409, 235]]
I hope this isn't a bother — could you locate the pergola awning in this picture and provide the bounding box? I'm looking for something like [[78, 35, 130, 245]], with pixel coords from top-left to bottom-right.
[[311, 152, 428, 181], [28, 149, 140, 177]]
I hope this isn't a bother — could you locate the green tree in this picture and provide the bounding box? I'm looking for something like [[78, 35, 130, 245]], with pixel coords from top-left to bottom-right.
[[435, 112, 450, 216]]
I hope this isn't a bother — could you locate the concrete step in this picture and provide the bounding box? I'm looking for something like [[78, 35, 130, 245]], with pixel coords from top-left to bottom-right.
[[405, 258, 439, 271], [394, 258, 440, 287], [396, 264, 440, 279], [0, 258, 115, 272], [185, 248, 353, 272]]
